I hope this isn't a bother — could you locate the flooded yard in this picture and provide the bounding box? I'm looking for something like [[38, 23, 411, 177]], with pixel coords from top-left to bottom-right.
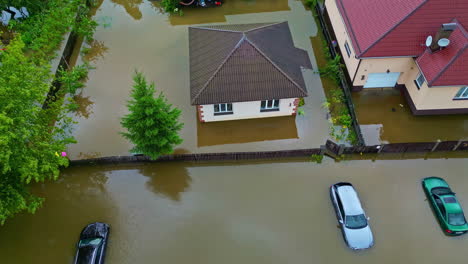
[[68, 0, 330, 160], [353, 89, 468, 145], [1, 157, 468, 263]]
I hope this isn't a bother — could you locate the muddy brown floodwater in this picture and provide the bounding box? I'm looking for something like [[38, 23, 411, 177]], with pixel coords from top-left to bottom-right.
[[0, 157, 467, 263], [353, 89, 468, 145], [67, 0, 331, 160]]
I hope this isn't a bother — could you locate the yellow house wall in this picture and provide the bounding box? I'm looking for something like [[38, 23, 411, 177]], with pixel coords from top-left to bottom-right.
[[325, 0, 360, 80], [405, 62, 468, 110], [353, 58, 416, 86]]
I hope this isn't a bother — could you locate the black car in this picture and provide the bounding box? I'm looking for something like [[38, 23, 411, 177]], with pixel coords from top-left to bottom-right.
[[74, 222, 110, 264]]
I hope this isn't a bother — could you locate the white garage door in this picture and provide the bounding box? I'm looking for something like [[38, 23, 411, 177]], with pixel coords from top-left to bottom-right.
[[364, 73, 401, 88]]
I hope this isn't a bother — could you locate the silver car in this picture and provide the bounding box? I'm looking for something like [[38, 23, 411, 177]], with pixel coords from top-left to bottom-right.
[[330, 182, 374, 250]]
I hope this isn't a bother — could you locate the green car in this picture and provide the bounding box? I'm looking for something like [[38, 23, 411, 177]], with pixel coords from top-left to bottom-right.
[[422, 177, 468, 235]]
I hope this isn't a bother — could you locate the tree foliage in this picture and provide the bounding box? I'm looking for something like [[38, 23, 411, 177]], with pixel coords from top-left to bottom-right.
[[121, 71, 183, 160], [0, 36, 74, 224]]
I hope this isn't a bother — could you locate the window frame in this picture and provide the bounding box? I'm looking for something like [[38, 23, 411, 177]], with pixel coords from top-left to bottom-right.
[[213, 103, 233, 116], [344, 41, 351, 58], [414, 73, 425, 90], [260, 99, 280, 112], [454, 86, 468, 100]]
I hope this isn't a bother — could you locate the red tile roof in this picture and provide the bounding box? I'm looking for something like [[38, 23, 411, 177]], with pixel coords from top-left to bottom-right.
[[416, 24, 468, 86], [335, 0, 468, 86], [336, 0, 468, 57]]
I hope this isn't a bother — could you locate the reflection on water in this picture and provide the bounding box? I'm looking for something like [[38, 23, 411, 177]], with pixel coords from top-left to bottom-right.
[[73, 93, 95, 119], [1, 159, 468, 263], [140, 162, 191, 201], [110, 0, 144, 20], [197, 116, 298, 147], [150, 0, 290, 25], [353, 89, 468, 144], [84, 40, 109, 62]]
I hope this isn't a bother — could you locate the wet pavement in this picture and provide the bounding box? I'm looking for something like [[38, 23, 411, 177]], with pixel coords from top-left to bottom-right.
[[1, 157, 468, 263], [68, 0, 330, 160], [353, 89, 468, 145]]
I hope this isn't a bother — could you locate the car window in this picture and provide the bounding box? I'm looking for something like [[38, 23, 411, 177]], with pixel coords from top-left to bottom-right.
[[79, 238, 103, 248], [76, 246, 98, 264], [345, 214, 368, 229], [335, 190, 345, 218], [431, 187, 453, 196], [448, 213, 467, 226], [433, 195, 447, 218]]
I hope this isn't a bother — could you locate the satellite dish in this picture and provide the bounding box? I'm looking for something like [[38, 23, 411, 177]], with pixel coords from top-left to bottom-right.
[[438, 38, 450, 47], [425, 36, 433, 47]]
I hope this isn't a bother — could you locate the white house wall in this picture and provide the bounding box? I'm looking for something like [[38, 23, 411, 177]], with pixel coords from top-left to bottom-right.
[[199, 98, 298, 122]]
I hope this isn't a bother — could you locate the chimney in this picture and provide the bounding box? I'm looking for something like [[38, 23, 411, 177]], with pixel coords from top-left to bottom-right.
[[430, 23, 457, 52]]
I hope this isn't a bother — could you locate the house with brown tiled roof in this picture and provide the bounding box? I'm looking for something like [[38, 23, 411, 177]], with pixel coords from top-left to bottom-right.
[[188, 22, 312, 122], [325, 0, 468, 115]]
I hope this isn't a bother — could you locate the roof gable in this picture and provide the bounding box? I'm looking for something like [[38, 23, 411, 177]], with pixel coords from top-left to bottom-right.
[[336, 0, 425, 57], [189, 22, 311, 105]]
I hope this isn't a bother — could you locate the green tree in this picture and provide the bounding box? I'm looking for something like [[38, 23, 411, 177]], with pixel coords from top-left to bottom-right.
[[121, 71, 183, 160], [0, 36, 74, 224]]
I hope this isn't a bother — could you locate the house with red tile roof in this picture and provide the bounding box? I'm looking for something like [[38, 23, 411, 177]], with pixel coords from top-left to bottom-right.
[[189, 22, 312, 122], [325, 0, 468, 115]]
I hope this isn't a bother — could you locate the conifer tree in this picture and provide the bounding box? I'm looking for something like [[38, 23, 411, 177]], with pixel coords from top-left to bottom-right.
[[121, 71, 183, 160]]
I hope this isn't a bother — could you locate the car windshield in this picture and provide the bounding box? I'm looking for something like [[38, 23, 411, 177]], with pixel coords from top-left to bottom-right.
[[78, 238, 102, 248], [448, 213, 467, 226], [345, 214, 368, 229], [76, 246, 98, 264], [431, 187, 453, 196]]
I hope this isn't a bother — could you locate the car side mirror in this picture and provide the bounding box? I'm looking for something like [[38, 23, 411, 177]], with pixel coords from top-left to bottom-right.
[[339, 220, 343, 224], [367, 216, 370, 221]]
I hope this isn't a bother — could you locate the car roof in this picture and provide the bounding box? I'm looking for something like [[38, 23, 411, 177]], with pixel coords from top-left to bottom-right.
[[336, 185, 364, 215]]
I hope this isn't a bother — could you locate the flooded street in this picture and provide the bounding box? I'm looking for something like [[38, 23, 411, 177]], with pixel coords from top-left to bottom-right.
[[1, 157, 468, 263], [68, 0, 330, 160], [353, 89, 468, 145]]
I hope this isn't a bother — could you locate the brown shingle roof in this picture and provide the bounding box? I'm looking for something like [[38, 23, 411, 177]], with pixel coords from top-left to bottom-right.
[[189, 22, 312, 105]]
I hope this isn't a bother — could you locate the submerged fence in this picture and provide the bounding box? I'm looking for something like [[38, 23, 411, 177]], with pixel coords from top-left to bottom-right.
[[314, 3, 365, 146], [70, 140, 468, 166]]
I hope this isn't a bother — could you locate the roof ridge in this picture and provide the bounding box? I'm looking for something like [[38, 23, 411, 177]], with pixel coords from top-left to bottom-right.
[[358, 0, 429, 57], [244, 22, 284, 33], [428, 45, 467, 86], [245, 37, 307, 96], [190, 35, 246, 104]]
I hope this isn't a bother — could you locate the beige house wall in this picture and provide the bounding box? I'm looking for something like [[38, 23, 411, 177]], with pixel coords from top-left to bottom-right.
[[325, 0, 360, 81], [353, 58, 416, 86], [200, 98, 297, 122], [405, 61, 468, 110]]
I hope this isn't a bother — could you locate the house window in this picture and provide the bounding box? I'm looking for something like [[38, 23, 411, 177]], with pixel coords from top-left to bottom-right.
[[214, 103, 233, 115], [415, 73, 425, 90], [344, 41, 351, 58], [260, 99, 280, 112], [454, 87, 468, 100]]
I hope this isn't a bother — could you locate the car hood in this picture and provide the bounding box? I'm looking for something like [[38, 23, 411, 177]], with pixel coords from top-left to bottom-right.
[[343, 225, 374, 250]]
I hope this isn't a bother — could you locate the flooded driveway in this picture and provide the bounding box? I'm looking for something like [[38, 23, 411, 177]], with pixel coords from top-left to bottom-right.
[[1, 157, 468, 263], [353, 89, 468, 145], [68, 0, 330, 160]]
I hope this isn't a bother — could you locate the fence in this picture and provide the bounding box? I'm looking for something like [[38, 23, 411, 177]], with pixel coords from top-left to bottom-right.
[[314, 3, 365, 146], [69, 140, 468, 166]]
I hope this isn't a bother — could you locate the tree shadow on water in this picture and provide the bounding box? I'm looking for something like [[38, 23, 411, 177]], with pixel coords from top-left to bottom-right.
[[139, 163, 192, 201], [111, 0, 144, 20]]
